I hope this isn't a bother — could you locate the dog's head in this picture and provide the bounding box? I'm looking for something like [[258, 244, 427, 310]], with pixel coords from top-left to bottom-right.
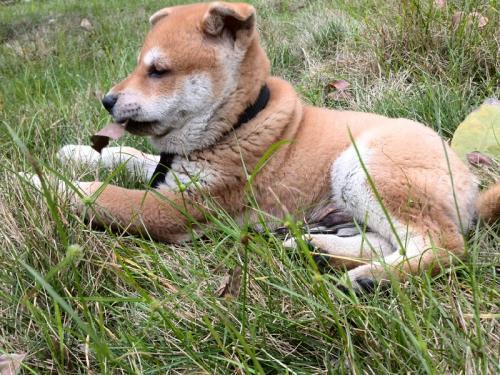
[[102, 2, 270, 153]]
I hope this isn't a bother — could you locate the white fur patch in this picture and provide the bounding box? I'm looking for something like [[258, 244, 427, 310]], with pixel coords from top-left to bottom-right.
[[150, 46, 246, 154], [143, 47, 164, 67], [58, 145, 100, 168], [331, 137, 424, 256], [160, 157, 216, 191], [19, 172, 97, 210], [150, 73, 220, 153], [100, 147, 160, 180]]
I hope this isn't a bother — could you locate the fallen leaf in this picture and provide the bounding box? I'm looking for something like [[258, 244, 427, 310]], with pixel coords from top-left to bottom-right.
[[467, 151, 493, 168], [326, 91, 352, 102], [434, 0, 446, 9], [470, 12, 489, 27], [0, 353, 26, 375], [90, 122, 126, 153], [80, 18, 93, 31], [452, 11, 488, 29], [328, 79, 350, 91], [451, 11, 465, 27], [216, 266, 242, 298], [451, 98, 500, 162], [326, 79, 352, 102]]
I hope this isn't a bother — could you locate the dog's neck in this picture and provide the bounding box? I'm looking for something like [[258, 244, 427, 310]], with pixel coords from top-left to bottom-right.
[[149, 84, 270, 188]]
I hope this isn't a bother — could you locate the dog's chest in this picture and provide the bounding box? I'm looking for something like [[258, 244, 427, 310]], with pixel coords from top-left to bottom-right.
[[160, 156, 215, 190]]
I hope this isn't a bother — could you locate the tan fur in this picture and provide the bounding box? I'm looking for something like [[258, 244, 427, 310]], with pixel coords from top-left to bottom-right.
[[476, 183, 500, 223], [56, 2, 499, 290]]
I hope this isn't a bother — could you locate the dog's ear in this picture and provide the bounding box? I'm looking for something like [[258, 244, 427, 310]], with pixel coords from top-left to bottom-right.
[[149, 7, 172, 26], [202, 2, 256, 41]]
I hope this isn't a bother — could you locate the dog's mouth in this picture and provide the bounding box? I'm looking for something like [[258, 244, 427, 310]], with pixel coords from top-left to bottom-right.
[[122, 119, 168, 137]]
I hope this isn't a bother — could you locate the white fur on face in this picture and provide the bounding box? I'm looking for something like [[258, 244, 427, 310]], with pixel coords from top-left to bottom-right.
[[150, 73, 223, 154], [151, 44, 247, 154], [111, 73, 216, 137], [142, 47, 164, 67]]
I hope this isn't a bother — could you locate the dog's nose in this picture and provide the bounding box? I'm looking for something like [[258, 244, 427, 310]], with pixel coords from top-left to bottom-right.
[[101, 94, 118, 113]]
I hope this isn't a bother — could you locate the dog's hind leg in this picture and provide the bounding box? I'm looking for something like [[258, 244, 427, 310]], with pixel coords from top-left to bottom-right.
[[284, 232, 394, 269], [328, 129, 477, 292], [344, 227, 464, 292]]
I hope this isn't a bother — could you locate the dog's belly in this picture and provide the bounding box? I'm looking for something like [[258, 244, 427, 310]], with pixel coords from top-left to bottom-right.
[[250, 107, 478, 230]]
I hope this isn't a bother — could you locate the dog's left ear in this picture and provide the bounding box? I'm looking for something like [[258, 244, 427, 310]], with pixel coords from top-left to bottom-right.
[[202, 2, 256, 42], [149, 7, 172, 26]]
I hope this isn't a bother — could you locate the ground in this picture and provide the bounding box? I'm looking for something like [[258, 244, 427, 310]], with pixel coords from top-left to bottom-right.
[[0, 0, 499, 373]]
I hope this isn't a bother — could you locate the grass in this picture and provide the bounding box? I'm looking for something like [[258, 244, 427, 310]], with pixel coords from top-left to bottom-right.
[[0, 0, 499, 373]]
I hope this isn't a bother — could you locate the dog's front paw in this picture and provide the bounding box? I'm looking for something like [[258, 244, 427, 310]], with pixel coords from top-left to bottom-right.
[[19, 172, 101, 211], [74, 181, 102, 198], [58, 145, 101, 168]]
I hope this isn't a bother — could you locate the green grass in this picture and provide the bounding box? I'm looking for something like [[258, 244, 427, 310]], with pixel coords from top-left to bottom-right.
[[1, 0, 499, 373]]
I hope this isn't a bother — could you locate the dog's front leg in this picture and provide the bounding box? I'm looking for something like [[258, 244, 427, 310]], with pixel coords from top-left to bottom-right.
[[78, 183, 202, 242], [24, 174, 201, 243], [80, 182, 198, 242]]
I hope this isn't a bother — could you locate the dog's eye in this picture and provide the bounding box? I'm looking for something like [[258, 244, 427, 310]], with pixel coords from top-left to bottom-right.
[[148, 66, 170, 78]]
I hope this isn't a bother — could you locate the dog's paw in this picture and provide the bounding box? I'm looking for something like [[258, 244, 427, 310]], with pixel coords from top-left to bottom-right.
[[338, 264, 387, 295], [19, 172, 101, 210], [58, 145, 101, 168], [19, 172, 64, 192], [283, 236, 314, 251], [283, 237, 333, 270], [18, 172, 42, 189]]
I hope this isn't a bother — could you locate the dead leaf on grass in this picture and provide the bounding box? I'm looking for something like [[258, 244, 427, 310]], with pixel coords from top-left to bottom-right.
[[80, 18, 93, 31], [327, 91, 352, 101], [328, 79, 350, 91], [434, 0, 446, 9], [452, 11, 488, 29], [0, 353, 26, 375], [326, 79, 352, 102], [451, 98, 499, 162], [467, 151, 494, 168], [216, 266, 242, 298]]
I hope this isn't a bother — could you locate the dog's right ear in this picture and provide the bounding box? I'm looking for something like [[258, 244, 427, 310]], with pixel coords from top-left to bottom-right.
[[202, 2, 256, 42], [149, 7, 172, 26]]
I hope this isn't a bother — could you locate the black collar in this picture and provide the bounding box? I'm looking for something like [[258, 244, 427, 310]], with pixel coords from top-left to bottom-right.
[[149, 84, 270, 188]]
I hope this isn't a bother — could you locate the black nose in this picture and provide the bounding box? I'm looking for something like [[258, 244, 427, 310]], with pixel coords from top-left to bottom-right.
[[101, 94, 118, 113]]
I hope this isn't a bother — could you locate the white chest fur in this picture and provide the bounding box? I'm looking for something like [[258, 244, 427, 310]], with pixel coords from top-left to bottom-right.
[[160, 156, 216, 191]]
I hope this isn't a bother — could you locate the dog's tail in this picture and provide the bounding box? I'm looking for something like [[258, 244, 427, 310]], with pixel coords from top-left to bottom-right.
[[476, 182, 500, 223]]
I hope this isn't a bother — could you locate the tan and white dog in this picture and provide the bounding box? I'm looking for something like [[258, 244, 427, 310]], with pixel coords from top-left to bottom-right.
[[39, 2, 498, 292]]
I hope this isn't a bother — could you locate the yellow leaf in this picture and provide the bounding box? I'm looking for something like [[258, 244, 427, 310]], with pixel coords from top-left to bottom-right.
[[451, 99, 500, 162]]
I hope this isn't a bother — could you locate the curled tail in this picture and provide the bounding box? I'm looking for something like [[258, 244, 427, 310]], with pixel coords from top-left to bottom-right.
[[476, 183, 500, 223]]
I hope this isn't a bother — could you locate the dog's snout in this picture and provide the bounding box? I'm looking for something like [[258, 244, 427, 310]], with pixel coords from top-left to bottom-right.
[[102, 94, 118, 113]]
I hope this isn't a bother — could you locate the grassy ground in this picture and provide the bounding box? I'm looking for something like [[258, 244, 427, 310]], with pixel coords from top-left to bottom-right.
[[1, 0, 499, 373]]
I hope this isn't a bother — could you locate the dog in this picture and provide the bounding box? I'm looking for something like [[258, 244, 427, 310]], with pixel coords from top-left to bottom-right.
[[33, 2, 498, 292]]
